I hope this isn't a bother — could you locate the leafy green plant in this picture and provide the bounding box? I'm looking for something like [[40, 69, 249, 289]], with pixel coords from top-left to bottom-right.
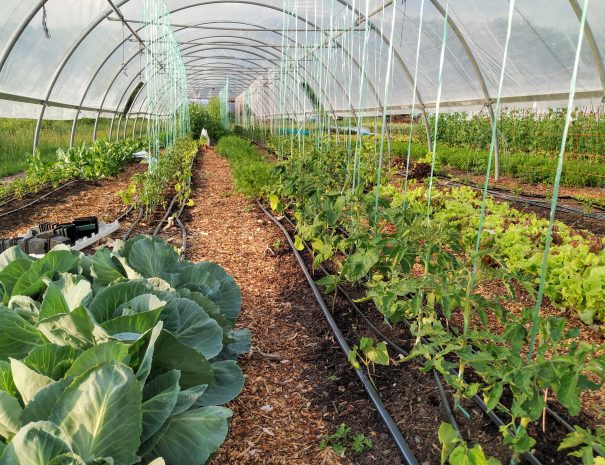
[[319, 423, 372, 457], [215, 136, 277, 198], [0, 235, 250, 465], [558, 426, 605, 465], [260, 131, 605, 461], [121, 138, 197, 214], [1, 138, 147, 201], [438, 422, 502, 465]]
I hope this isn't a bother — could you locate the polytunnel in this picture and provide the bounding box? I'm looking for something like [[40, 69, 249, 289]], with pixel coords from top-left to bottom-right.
[[0, 1, 604, 465]]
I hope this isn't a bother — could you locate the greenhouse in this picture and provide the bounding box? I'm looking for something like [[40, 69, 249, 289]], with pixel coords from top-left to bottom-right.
[[0, 0, 604, 464]]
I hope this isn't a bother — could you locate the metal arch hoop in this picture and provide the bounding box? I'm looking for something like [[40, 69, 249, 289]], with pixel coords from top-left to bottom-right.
[[567, 0, 605, 99], [30, 0, 132, 153], [80, 16, 359, 144], [102, 45, 325, 139]]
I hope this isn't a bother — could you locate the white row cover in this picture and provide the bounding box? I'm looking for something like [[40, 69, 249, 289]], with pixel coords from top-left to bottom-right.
[[0, 0, 604, 122]]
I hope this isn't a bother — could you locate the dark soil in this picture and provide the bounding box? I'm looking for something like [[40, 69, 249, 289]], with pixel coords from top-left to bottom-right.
[[279, 213, 592, 465]]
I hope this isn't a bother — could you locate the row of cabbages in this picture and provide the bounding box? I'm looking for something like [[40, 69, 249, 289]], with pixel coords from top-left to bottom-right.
[[0, 235, 249, 465]]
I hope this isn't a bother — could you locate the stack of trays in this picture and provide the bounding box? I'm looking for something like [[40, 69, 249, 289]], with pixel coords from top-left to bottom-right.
[[0, 217, 100, 254]]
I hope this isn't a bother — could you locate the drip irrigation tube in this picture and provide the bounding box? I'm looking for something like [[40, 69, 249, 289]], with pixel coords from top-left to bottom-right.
[[278, 213, 462, 436], [0, 180, 78, 220], [438, 177, 605, 221], [277, 209, 544, 465], [0, 181, 60, 209], [258, 201, 420, 465], [122, 207, 144, 240]]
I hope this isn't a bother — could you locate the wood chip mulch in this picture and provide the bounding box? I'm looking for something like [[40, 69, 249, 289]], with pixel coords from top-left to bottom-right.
[[186, 148, 404, 465], [0, 163, 145, 237]]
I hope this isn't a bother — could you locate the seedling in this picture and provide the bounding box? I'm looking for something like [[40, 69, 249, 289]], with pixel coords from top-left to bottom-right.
[[319, 423, 372, 457], [348, 337, 390, 388]]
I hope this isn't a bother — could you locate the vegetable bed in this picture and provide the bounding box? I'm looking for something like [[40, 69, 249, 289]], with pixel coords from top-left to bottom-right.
[[0, 234, 250, 464]]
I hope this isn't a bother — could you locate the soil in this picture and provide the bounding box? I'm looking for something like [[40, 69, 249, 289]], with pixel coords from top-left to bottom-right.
[[0, 163, 145, 238], [187, 148, 405, 465], [288, 223, 590, 465]]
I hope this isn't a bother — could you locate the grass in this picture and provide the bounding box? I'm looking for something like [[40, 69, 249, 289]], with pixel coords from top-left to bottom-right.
[[215, 135, 276, 197], [0, 118, 112, 178]]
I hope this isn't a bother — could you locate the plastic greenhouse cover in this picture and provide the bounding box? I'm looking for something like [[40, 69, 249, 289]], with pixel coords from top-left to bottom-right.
[[0, 0, 604, 120]]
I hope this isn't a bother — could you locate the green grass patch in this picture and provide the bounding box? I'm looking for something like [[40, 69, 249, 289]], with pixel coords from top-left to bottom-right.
[[216, 135, 276, 197], [0, 118, 111, 178]]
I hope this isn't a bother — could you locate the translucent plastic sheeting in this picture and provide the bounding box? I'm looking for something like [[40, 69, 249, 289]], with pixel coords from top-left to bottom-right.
[[0, 0, 604, 123]]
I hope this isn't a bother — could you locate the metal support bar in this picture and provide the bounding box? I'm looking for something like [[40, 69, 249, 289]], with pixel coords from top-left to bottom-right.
[[567, 0, 605, 99]]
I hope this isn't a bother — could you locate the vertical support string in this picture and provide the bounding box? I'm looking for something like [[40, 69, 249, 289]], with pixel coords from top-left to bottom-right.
[[527, 0, 590, 360]]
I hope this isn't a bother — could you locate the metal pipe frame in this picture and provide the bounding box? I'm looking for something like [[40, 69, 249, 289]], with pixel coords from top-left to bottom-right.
[[0, 0, 602, 157]]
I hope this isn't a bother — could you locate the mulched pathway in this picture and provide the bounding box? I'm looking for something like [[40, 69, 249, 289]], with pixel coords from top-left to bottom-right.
[[186, 148, 405, 465]]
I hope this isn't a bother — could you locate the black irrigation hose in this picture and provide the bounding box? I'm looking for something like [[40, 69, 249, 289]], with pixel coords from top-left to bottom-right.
[[0, 180, 78, 220], [438, 178, 605, 221], [114, 204, 134, 223], [122, 207, 144, 241], [259, 201, 420, 465], [0, 181, 59, 209], [278, 213, 463, 436], [278, 210, 544, 465], [435, 174, 605, 213], [152, 193, 179, 236], [546, 407, 605, 458]]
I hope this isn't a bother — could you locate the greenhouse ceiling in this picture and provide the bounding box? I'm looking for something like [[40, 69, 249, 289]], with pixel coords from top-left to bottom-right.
[[1, 0, 604, 125]]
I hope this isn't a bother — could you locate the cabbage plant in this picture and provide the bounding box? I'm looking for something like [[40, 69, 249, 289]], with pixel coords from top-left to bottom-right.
[[0, 236, 250, 465]]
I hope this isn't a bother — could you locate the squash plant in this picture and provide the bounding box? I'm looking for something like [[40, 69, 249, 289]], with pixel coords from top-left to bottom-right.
[[0, 235, 250, 465]]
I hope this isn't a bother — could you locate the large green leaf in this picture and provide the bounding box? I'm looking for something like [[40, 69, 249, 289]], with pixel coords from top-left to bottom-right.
[[162, 298, 223, 359], [214, 328, 251, 361], [0, 260, 33, 301], [47, 453, 87, 465], [127, 236, 179, 278], [141, 370, 180, 442], [13, 250, 79, 298], [6, 296, 39, 315], [24, 345, 80, 380], [21, 378, 72, 424], [10, 359, 53, 405], [117, 294, 165, 317], [171, 384, 207, 416], [65, 341, 130, 378], [0, 421, 73, 465], [0, 391, 22, 438], [198, 361, 244, 406], [0, 247, 31, 273], [162, 264, 220, 297], [89, 248, 126, 288], [133, 322, 163, 385], [0, 307, 43, 361], [40, 274, 93, 319], [197, 262, 242, 322], [51, 362, 142, 465], [37, 307, 107, 349], [145, 407, 232, 465], [0, 362, 16, 397], [88, 280, 152, 323], [176, 289, 231, 334], [153, 331, 214, 388], [101, 307, 163, 338]]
